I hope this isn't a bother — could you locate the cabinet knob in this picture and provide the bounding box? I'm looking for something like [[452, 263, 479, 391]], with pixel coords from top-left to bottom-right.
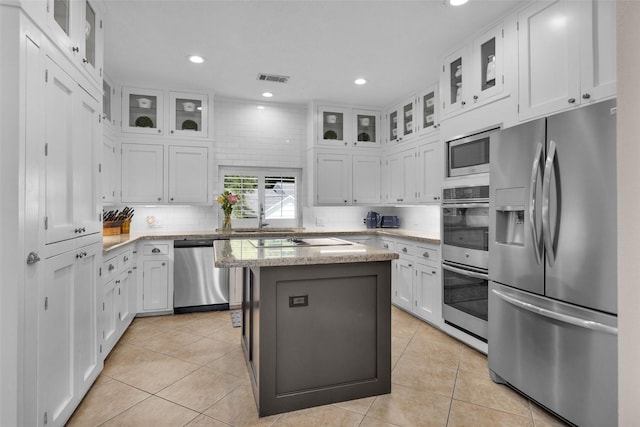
[[108, 264, 115, 271], [26, 252, 41, 265], [582, 93, 591, 100], [353, 142, 357, 146], [161, 262, 166, 266], [171, 130, 174, 134], [170, 197, 174, 201], [423, 252, 430, 258], [353, 199, 357, 203], [344, 200, 348, 204], [383, 244, 389, 249], [461, 101, 466, 106], [473, 95, 478, 101], [72, 46, 79, 53], [344, 142, 348, 146], [568, 98, 576, 104], [82, 58, 88, 64], [157, 197, 161, 201], [158, 129, 161, 133], [402, 247, 407, 253], [123, 256, 129, 262]]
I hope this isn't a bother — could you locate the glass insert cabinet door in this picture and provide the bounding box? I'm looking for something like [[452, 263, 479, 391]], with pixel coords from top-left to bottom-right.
[[122, 87, 164, 134], [169, 92, 208, 137], [318, 106, 349, 145], [84, 0, 96, 68], [389, 110, 398, 142], [53, 0, 71, 36], [353, 110, 380, 146], [421, 90, 436, 129], [472, 24, 504, 102], [403, 100, 414, 137]]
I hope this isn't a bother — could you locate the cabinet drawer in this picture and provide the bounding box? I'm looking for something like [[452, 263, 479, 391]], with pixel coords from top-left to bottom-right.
[[379, 239, 395, 251], [119, 248, 133, 270], [396, 242, 418, 257], [143, 244, 169, 256], [415, 245, 438, 263], [103, 255, 118, 282]]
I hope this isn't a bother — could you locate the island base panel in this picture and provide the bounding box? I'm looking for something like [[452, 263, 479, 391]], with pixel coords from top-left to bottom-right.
[[242, 262, 392, 417]]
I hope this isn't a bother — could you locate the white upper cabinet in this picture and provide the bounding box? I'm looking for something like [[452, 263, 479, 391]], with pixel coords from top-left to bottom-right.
[[316, 105, 381, 147], [386, 95, 417, 144], [315, 152, 350, 205], [169, 91, 209, 138], [417, 138, 442, 203], [417, 86, 440, 136], [168, 145, 209, 204], [518, 0, 615, 120], [352, 155, 381, 205], [46, 0, 104, 85], [440, 21, 506, 118], [102, 74, 118, 129], [121, 143, 164, 203], [122, 87, 165, 135]]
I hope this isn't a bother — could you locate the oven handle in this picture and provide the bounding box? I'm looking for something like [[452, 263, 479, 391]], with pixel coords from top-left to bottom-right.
[[442, 263, 489, 280], [491, 289, 618, 335], [442, 203, 489, 209]]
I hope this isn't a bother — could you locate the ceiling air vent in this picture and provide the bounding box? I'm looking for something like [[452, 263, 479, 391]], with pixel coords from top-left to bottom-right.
[[256, 73, 290, 84]]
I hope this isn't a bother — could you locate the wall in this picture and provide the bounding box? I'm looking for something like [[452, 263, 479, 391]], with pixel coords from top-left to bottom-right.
[[617, 1, 640, 423]]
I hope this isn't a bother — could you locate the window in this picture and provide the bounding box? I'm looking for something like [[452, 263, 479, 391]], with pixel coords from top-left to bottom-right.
[[220, 167, 301, 228]]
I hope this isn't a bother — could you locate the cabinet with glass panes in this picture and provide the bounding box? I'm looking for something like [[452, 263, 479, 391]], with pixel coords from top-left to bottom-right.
[[417, 86, 440, 137], [440, 22, 505, 118], [122, 87, 164, 135], [316, 106, 381, 147], [386, 96, 416, 144], [169, 92, 209, 137], [44, 0, 104, 86]]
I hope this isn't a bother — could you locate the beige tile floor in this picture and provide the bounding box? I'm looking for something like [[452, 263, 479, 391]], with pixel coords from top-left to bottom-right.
[[67, 307, 571, 427]]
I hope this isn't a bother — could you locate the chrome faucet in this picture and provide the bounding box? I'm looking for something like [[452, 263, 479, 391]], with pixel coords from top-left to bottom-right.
[[259, 203, 269, 228]]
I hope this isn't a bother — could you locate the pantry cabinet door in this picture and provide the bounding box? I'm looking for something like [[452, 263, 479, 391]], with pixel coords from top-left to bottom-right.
[[44, 57, 77, 244], [168, 145, 209, 204], [417, 140, 441, 203], [121, 143, 164, 203]]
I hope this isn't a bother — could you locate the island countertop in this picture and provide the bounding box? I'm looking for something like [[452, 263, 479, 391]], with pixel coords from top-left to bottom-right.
[[214, 237, 399, 268]]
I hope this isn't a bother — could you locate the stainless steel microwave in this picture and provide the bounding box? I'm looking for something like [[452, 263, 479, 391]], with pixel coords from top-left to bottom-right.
[[446, 127, 499, 177]]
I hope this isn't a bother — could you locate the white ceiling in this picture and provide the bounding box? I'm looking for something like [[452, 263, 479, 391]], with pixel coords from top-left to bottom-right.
[[102, 0, 526, 108]]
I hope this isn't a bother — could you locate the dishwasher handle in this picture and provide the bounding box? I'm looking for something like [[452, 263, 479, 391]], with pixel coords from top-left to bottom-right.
[[174, 239, 217, 248]]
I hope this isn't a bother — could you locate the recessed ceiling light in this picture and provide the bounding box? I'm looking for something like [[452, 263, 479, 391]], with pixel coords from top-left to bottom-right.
[[188, 55, 205, 64], [262, 92, 273, 98], [449, 0, 468, 5], [354, 78, 367, 85]]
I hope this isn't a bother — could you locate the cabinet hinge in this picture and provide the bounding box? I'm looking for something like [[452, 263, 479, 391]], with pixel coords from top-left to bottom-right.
[[46, 0, 49, 13], [100, 67, 102, 77], [442, 65, 445, 73], [100, 19, 103, 29], [44, 143, 48, 156], [43, 216, 48, 230], [118, 288, 121, 295], [502, 28, 504, 38], [44, 297, 48, 311], [516, 21, 519, 31], [517, 104, 520, 113], [118, 312, 121, 320], [98, 163, 102, 173], [102, 330, 105, 339], [98, 213, 102, 222], [102, 302, 105, 310], [44, 411, 48, 425], [99, 344, 102, 353], [98, 114, 102, 123], [44, 69, 48, 83], [99, 267, 102, 276], [502, 75, 504, 84]]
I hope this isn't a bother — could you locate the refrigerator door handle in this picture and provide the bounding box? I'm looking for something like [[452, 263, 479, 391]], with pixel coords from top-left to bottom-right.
[[491, 289, 618, 335], [529, 142, 544, 264], [542, 139, 557, 265]]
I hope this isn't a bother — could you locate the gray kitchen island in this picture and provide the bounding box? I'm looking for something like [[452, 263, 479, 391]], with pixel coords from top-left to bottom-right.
[[214, 237, 398, 417]]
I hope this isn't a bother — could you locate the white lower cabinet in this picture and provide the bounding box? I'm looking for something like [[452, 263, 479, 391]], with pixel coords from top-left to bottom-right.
[[38, 242, 102, 427], [101, 245, 137, 356], [139, 241, 173, 314], [388, 238, 441, 325]]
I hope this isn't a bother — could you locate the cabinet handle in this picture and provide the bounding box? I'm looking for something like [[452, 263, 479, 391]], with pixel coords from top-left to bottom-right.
[[26, 252, 41, 265], [82, 58, 88, 64], [123, 256, 129, 262], [568, 98, 576, 104], [582, 93, 591, 100], [108, 264, 115, 271], [383, 244, 389, 249], [402, 247, 407, 253], [408, 263, 412, 267], [423, 252, 430, 258], [72, 46, 79, 53], [152, 248, 161, 254]]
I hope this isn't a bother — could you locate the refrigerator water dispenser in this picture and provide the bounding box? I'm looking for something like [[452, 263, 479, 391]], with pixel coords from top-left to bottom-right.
[[494, 187, 525, 246]]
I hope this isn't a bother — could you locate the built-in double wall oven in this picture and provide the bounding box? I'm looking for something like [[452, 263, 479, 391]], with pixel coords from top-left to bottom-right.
[[442, 185, 489, 342]]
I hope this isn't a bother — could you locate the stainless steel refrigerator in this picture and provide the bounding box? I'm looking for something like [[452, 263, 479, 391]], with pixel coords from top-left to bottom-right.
[[488, 99, 618, 427]]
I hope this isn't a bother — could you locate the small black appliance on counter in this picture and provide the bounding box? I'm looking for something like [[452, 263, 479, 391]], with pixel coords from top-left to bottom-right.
[[380, 216, 400, 228], [364, 211, 381, 229]]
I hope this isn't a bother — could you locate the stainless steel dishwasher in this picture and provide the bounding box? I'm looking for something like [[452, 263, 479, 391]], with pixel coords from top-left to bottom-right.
[[174, 239, 229, 313]]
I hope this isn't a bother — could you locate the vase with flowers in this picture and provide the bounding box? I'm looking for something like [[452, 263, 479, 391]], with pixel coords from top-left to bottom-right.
[[217, 190, 238, 232]]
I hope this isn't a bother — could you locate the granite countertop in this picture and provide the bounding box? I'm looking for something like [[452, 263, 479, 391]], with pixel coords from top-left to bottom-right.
[[103, 228, 440, 253], [213, 237, 399, 268]]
